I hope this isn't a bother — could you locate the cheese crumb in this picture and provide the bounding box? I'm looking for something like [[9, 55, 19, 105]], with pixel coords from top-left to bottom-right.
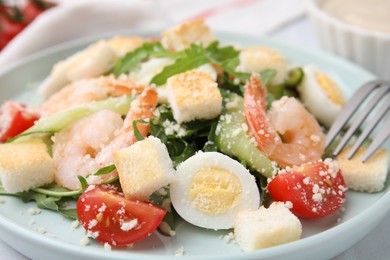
[[71, 220, 80, 229], [222, 232, 236, 244], [28, 207, 42, 215], [0, 198, 5, 204], [120, 219, 138, 231], [37, 227, 46, 234], [104, 243, 112, 251], [175, 246, 185, 256], [80, 236, 90, 246]]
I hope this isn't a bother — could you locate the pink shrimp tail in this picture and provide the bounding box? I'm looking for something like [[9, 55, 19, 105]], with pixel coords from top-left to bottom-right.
[[244, 75, 280, 156]]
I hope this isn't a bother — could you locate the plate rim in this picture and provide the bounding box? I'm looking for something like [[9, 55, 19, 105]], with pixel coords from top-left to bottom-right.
[[0, 30, 388, 260]]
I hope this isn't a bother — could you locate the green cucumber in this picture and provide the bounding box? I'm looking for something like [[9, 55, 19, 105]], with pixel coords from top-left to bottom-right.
[[285, 67, 304, 88], [215, 92, 275, 178], [9, 95, 134, 142]]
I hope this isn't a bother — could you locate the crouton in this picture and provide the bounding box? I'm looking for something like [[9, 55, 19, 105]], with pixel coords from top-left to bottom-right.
[[113, 136, 175, 201], [0, 139, 54, 193], [237, 47, 288, 85], [38, 40, 117, 98], [161, 20, 215, 51], [107, 36, 144, 58], [234, 202, 302, 251], [166, 70, 222, 123], [337, 147, 388, 193]]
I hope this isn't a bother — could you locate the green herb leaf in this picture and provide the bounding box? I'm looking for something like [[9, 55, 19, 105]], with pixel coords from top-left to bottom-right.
[[149, 186, 176, 236], [206, 41, 239, 62], [259, 69, 277, 86], [77, 176, 88, 190], [112, 42, 181, 77], [58, 208, 78, 220], [93, 164, 117, 176], [132, 120, 146, 141], [32, 184, 82, 197], [220, 57, 250, 82], [151, 44, 211, 86]]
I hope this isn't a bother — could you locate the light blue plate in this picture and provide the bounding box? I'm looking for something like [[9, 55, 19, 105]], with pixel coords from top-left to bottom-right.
[[0, 31, 388, 260]]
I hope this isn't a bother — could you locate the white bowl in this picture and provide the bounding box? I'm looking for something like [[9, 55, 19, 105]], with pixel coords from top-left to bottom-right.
[[306, 0, 390, 80]]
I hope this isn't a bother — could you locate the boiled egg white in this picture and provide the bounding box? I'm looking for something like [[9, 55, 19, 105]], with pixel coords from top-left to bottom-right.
[[299, 65, 346, 128], [170, 152, 260, 230]]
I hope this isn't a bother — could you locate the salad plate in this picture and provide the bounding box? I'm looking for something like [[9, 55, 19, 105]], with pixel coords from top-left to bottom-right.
[[0, 30, 389, 260]]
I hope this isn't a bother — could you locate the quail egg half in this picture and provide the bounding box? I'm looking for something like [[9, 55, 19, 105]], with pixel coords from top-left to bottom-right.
[[170, 152, 260, 230]]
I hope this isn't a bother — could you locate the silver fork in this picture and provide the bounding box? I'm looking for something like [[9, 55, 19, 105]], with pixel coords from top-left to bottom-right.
[[325, 80, 390, 162]]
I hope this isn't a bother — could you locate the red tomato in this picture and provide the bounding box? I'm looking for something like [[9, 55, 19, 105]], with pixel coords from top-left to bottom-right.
[[0, 101, 40, 142], [0, 30, 8, 50], [267, 160, 347, 219], [77, 185, 166, 247], [1, 15, 27, 41], [22, 0, 55, 23]]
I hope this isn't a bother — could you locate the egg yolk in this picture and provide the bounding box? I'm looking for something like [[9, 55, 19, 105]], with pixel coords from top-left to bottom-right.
[[189, 166, 242, 215], [315, 72, 345, 106]]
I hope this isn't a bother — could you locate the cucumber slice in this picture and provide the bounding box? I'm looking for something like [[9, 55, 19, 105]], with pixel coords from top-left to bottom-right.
[[215, 92, 275, 178], [285, 67, 304, 88], [9, 95, 134, 142]]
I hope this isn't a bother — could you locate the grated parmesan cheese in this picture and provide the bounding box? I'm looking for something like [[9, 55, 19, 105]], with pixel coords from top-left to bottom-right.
[[28, 207, 42, 215], [175, 246, 185, 256], [80, 236, 90, 246], [120, 219, 138, 231], [104, 243, 112, 251], [71, 220, 80, 229]]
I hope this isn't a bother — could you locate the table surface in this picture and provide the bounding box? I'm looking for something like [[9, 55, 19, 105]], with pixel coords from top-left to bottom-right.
[[0, 15, 389, 260]]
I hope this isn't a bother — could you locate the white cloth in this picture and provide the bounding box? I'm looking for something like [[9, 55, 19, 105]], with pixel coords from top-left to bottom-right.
[[0, 0, 305, 67]]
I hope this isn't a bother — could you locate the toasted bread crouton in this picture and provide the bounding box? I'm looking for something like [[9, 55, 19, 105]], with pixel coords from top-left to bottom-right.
[[237, 47, 288, 85], [38, 40, 117, 98], [107, 36, 144, 58], [166, 70, 222, 123], [161, 20, 215, 51], [0, 139, 54, 193], [234, 202, 302, 252], [113, 136, 175, 201], [337, 147, 388, 193]]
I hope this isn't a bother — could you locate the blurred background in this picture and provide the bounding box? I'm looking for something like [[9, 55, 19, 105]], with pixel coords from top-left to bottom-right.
[[0, 0, 389, 79]]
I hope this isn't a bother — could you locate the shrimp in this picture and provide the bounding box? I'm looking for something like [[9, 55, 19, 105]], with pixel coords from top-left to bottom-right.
[[52, 87, 158, 190], [244, 75, 325, 168], [39, 75, 144, 116], [52, 110, 123, 190], [95, 86, 159, 166]]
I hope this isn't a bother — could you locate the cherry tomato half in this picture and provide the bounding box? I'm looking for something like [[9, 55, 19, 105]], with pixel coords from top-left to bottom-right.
[[22, 0, 56, 23], [0, 101, 40, 142], [268, 160, 347, 219], [77, 185, 166, 247]]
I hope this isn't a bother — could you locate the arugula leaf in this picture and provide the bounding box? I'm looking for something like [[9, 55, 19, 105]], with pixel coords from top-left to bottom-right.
[[206, 41, 239, 62], [112, 42, 182, 77], [259, 69, 277, 86], [58, 208, 78, 220], [0, 182, 78, 220], [32, 184, 82, 197], [151, 44, 211, 86], [149, 186, 176, 236], [219, 57, 250, 83], [77, 176, 88, 190], [203, 122, 218, 152], [93, 164, 117, 176], [133, 119, 150, 141]]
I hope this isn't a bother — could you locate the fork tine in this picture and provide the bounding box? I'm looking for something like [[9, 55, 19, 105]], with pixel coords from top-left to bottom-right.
[[325, 80, 382, 148], [347, 92, 390, 159], [332, 84, 390, 156], [362, 115, 390, 162]]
